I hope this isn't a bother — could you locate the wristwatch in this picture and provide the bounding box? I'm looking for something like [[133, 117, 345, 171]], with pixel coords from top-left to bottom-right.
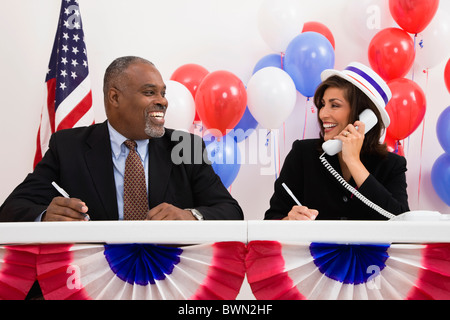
[[186, 208, 204, 221]]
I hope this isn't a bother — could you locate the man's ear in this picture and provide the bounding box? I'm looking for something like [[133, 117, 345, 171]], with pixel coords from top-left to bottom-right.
[[107, 87, 120, 107]]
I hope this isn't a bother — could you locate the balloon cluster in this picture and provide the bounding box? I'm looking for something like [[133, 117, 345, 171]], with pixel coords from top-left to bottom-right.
[[365, 0, 450, 206], [169, 64, 250, 188], [367, 0, 444, 155], [165, 0, 449, 199], [166, 0, 336, 188]]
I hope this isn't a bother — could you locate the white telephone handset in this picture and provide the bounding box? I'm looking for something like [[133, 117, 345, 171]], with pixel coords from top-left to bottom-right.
[[322, 109, 378, 156]]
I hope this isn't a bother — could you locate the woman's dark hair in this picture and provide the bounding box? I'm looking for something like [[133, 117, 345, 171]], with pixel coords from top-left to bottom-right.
[[313, 75, 388, 158]]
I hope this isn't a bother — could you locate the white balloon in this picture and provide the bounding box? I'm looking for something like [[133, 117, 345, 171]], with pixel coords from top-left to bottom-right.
[[164, 80, 195, 131], [415, 10, 450, 70], [247, 67, 297, 130], [257, 0, 304, 53]]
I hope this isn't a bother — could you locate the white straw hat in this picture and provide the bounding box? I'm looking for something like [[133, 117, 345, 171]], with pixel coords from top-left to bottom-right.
[[321, 62, 391, 128]]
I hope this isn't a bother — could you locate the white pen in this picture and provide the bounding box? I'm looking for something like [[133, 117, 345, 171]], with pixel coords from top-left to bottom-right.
[[51, 181, 90, 221], [51, 181, 70, 198], [282, 183, 302, 206]]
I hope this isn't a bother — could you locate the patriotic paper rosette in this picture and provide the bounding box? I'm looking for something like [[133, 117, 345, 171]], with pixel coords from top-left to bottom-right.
[[245, 241, 450, 300], [36, 242, 246, 300], [0, 245, 39, 300]]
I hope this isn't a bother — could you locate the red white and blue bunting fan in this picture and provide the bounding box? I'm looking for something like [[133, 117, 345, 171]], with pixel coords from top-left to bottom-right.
[[0, 245, 39, 300], [245, 241, 450, 300], [36, 242, 246, 300]]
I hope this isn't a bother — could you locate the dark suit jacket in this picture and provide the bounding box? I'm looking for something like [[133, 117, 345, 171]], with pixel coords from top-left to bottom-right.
[[265, 139, 410, 220], [0, 122, 243, 221]]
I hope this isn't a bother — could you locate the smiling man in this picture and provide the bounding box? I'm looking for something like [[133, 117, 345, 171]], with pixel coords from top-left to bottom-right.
[[104, 58, 167, 140], [0, 56, 243, 222]]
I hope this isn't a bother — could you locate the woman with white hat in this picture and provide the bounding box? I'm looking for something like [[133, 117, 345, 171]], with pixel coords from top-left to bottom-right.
[[265, 62, 410, 220]]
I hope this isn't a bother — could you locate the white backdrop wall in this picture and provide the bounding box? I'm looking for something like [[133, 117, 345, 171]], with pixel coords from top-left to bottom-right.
[[0, 0, 449, 219]]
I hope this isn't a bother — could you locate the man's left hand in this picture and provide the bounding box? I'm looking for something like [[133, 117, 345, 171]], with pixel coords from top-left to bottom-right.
[[145, 203, 196, 220]]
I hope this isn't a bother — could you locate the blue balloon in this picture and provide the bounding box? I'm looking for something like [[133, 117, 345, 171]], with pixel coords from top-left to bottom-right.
[[253, 53, 285, 75], [204, 134, 241, 188], [437, 106, 450, 154], [232, 106, 259, 142], [284, 32, 335, 97], [431, 153, 450, 206]]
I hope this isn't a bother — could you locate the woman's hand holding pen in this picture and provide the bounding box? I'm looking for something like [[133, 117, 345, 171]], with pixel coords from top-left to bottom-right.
[[283, 206, 319, 220], [281, 183, 319, 220], [43, 197, 90, 221]]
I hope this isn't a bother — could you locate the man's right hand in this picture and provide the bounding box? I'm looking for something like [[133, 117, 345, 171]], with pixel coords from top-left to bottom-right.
[[43, 197, 90, 221]]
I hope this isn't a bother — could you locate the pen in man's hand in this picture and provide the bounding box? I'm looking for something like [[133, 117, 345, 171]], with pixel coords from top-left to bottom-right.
[[51, 181, 90, 221]]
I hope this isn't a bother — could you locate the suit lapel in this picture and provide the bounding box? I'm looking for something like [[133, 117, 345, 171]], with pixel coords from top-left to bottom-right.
[[85, 122, 119, 219], [148, 131, 173, 209]]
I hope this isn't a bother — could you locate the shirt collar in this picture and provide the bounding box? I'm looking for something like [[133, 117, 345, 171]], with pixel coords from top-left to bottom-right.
[[107, 121, 149, 161]]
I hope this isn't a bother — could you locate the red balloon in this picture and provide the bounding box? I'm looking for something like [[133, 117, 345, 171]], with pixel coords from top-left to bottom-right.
[[389, 0, 439, 34], [170, 64, 209, 121], [384, 134, 405, 157], [368, 28, 415, 81], [302, 21, 335, 49], [195, 71, 247, 137], [445, 58, 450, 94], [386, 78, 426, 140]]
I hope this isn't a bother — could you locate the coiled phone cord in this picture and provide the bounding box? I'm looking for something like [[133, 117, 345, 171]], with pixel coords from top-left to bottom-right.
[[319, 152, 396, 220]]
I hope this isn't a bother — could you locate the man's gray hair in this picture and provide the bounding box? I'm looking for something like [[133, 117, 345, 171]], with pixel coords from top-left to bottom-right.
[[103, 56, 154, 94]]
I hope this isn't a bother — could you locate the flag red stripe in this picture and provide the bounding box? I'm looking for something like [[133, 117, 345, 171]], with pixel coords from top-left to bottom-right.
[[46, 78, 56, 134], [33, 126, 43, 168], [57, 91, 93, 131]]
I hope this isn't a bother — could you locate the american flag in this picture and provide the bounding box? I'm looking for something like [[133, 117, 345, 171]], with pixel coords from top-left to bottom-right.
[[34, 0, 94, 168]]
